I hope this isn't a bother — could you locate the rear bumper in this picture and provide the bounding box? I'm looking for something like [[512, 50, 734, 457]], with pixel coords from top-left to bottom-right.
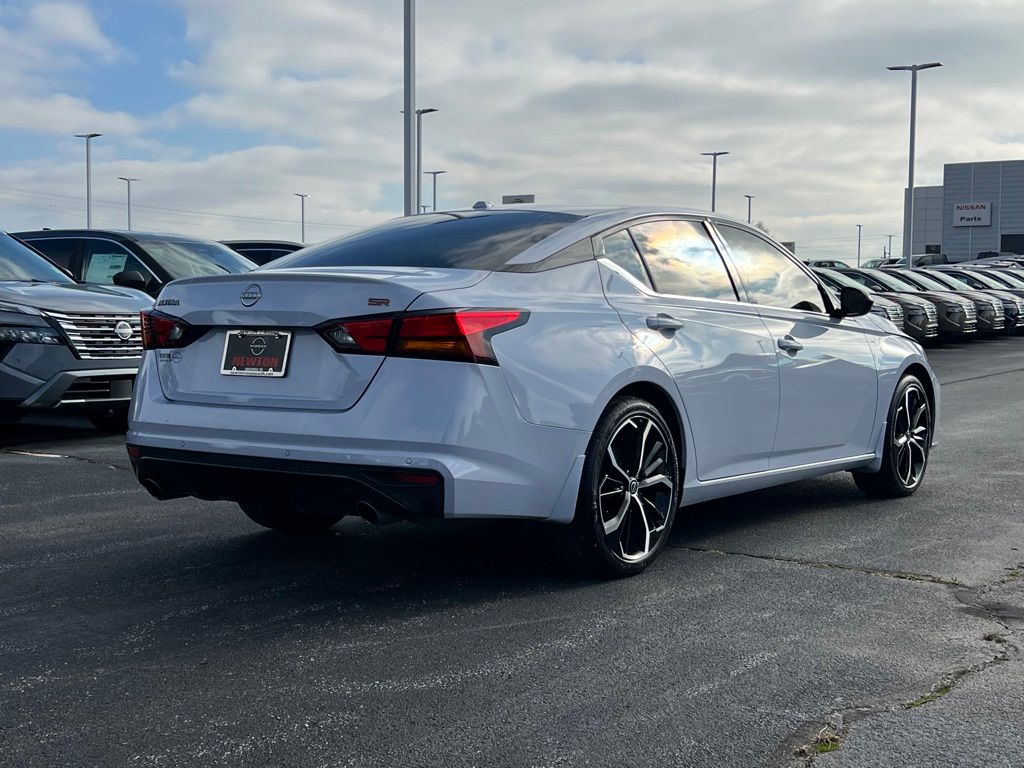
[[130, 446, 445, 519], [127, 355, 590, 522]]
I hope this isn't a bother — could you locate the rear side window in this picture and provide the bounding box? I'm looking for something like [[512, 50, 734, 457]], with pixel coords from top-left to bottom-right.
[[600, 230, 651, 287], [629, 220, 737, 301], [271, 211, 582, 272], [81, 240, 148, 285]]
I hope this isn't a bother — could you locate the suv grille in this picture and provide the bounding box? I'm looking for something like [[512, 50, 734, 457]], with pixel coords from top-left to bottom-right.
[[963, 303, 977, 321], [923, 304, 938, 321], [47, 311, 143, 359]]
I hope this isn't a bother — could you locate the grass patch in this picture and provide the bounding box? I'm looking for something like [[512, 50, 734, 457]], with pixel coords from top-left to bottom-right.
[[905, 683, 952, 708]]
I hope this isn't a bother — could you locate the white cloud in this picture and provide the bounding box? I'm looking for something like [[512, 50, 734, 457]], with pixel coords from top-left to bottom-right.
[[3, 0, 1024, 256]]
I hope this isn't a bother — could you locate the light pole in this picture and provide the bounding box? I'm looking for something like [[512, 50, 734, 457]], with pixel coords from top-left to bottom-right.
[[415, 107, 438, 214], [424, 170, 446, 211], [403, 0, 416, 216], [744, 194, 755, 224], [857, 224, 863, 267], [887, 233, 898, 260], [117, 176, 138, 231], [294, 193, 309, 243], [701, 151, 729, 212], [888, 62, 942, 259], [74, 133, 102, 228]]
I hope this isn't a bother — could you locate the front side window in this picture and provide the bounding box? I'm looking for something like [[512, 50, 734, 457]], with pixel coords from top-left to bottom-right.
[[718, 226, 824, 312], [599, 230, 651, 287], [629, 220, 736, 301], [81, 241, 148, 285]]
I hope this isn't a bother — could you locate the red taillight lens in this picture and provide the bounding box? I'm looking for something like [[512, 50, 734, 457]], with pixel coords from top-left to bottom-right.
[[317, 309, 526, 364], [140, 310, 195, 350], [397, 310, 526, 364], [320, 317, 395, 353]]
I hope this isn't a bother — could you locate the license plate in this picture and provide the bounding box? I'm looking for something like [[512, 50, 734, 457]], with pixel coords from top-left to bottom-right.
[[220, 330, 292, 377]]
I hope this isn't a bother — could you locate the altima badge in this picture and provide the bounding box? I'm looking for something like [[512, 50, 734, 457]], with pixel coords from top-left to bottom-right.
[[240, 284, 262, 307]]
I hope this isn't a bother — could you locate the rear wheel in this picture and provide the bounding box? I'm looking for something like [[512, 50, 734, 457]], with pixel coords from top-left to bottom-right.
[[854, 375, 932, 498], [564, 396, 680, 577], [240, 502, 342, 534]]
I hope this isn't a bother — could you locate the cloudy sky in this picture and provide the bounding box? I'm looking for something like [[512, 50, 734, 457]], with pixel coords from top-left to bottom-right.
[[1, 0, 1022, 258]]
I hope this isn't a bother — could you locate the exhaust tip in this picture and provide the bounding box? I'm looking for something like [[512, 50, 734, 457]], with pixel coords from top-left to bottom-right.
[[357, 501, 401, 526], [141, 478, 166, 500]]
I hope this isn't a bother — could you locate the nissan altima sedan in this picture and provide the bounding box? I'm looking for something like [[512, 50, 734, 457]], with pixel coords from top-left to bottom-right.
[[128, 207, 939, 576]]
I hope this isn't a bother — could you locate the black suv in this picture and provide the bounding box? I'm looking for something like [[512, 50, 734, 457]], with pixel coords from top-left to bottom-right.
[[13, 230, 256, 297]]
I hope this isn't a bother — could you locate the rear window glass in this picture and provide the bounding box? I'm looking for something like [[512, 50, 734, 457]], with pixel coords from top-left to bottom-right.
[[269, 211, 582, 271]]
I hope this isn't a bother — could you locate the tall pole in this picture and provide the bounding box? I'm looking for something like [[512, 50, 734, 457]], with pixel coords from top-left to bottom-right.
[[75, 133, 102, 228], [415, 108, 438, 214], [744, 194, 755, 224], [425, 170, 446, 211], [857, 224, 863, 267], [888, 62, 941, 259], [403, 0, 416, 216], [887, 233, 896, 259], [294, 193, 309, 243], [701, 151, 729, 212], [117, 177, 138, 231]]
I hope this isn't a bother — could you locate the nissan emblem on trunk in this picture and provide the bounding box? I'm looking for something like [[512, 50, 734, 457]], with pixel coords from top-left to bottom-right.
[[240, 284, 262, 307]]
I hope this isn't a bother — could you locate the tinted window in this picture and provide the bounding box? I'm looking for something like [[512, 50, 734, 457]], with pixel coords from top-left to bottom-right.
[[718, 226, 824, 312], [893, 271, 948, 291], [271, 211, 581, 271], [600, 230, 651, 287], [81, 240, 148, 285], [860, 270, 920, 292], [141, 240, 255, 279], [25, 237, 76, 270], [629, 220, 736, 301], [990, 270, 1024, 288], [0, 234, 74, 283]]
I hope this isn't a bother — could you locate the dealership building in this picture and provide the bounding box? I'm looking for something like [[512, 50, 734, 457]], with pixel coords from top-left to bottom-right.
[[904, 159, 1024, 261]]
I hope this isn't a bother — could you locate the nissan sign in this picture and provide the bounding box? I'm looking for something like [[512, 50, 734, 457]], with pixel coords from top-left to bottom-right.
[[953, 202, 991, 227]]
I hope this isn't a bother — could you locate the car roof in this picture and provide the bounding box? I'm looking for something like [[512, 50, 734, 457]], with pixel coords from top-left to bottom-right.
[[221, 240, 302, 247], [11, 229, 220, 245]]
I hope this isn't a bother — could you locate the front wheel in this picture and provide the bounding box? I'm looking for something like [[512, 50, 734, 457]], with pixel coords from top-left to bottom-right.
[[853, 375, 932, 498], [563, 396, 681, 577], [240, 502, 342, 534]]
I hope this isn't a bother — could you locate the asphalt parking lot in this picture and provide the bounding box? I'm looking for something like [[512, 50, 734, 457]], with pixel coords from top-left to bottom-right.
[[2, 338, 1023, 768]]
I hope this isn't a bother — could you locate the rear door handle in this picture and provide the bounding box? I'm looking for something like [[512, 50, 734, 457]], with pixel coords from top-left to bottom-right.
[[646, 314, 685, 332], [777, 336, 804, 353]]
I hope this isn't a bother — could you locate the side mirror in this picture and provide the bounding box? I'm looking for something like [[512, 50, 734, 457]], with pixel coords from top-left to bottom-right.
[[113, 270, 149, 292], [833, 285, 873, 318]]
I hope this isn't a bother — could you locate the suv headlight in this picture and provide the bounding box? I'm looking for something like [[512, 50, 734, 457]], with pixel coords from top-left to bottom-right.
[[0, 326, 63, 344]]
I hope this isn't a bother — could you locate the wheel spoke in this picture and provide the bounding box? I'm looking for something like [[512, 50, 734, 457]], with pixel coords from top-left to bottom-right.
[[639, 473, 673, 490], [606, 442, 630, 481], [602, 485, 631, 535], [642, 441, 664, 477], [635, 419, 653, 476]]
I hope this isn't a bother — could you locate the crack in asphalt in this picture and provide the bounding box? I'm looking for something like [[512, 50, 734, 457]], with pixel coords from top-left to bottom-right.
[[939, 366, 1024, 386], [0, 447, 131, 472], [672, 545, 961, 586], [673, 545, 1024, 766]]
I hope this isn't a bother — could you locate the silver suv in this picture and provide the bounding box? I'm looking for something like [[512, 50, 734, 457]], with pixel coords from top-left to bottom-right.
[[0, 232, 152, 431]]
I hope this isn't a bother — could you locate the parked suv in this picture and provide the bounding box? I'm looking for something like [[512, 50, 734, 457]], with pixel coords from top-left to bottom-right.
[[0, 232, 152, 430], [13, 230, 256, 298], [814, 268, 938, 340]]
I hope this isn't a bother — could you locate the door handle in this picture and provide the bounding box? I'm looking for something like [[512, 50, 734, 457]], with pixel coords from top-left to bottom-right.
[[646, 314, 685, 332], [777, 336, 804, 353]]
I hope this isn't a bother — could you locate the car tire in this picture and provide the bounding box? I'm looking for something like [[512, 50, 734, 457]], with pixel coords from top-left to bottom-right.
[[239, 502, 343, 534], [88, 411, 129, 433], [853, 374, 932, 498], [563, 396, 681, 577]]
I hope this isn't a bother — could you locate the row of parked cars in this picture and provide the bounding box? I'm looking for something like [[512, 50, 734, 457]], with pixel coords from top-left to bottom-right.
[[0, 229, 299, 429]]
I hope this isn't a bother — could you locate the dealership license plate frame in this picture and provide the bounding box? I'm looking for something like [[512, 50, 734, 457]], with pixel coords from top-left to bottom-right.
[[220, 329, 293, 378]]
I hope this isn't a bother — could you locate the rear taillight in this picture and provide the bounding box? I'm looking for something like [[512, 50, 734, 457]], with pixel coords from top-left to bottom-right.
[[317, 309, 527, 365], [140, 310, 196, 350]]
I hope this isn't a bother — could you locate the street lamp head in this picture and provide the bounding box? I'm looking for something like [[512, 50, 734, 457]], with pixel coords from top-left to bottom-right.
[[117, 177, 138, 183], [294, 192, 309, 199], [423, 170, 446, 176], [887, 62, 942, 72], [744, 194, 755, 200], [416, 107, 439, 116], [74, 133, 102, 139], [701, 151, 730, 157]]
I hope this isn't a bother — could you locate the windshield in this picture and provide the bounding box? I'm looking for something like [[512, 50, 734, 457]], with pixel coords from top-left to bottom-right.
[[863, 269, 920, 292], [143, 240, 256, 280], [271, 210, 583, 271], [819, 269, 866, 290], [898, 271, 951, 291], [990, 270, 1024, 288], [0, 233, 74, 283], [924, 271, 975, 291]]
